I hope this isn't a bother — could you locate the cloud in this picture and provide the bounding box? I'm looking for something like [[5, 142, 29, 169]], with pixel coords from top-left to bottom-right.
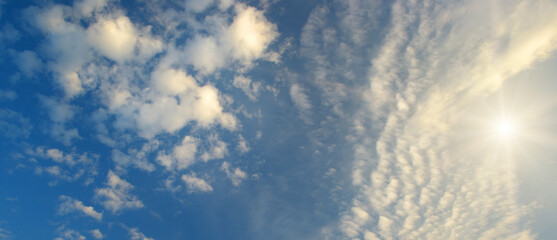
[[58, 195, 102, 221], [200, 133, 227, 162], [104, 65, 237, 139], [337, 0, 557, 239], [127, 227, 153, 240], [182, 4, 278, 73], [29, 147, 97, 184], [89, 229, 103, 239], [0, 109, 32, 139], [0, 90, 16, 101], [157, 136, 198, 171], [12, 50, 42, 77], [0, 227, 12, 240], [112, 140, 158, 172], [289, 83, 312, 122], [233, 75, 261, 101], [236, 134, 250, 153], [94, 170, 143, 213], [221, 162, 247, 186], [86, 15, 163, 62], [182, 173, 213, 193], [55, 227, 86, 240]]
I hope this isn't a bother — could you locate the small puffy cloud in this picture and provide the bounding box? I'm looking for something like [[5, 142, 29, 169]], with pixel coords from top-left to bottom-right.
[[13, 50, 42, 77], [223, 4, 278, 64], [221, 162, 247, 186], [200, 133, 227, 162], [182, 173, 213, 193], [55, 227, 86, 240], [236, 134, 250, 153], [94, 171, 143, 213], [157, 136, 198, 171], [128, 227, 153, 240], [86, 15, 162, 63], [182, 4, 278, 72], [58, 195, 102, 221], [233, 75, 261, 101], [90, 229, 103, 239], [87, 16, 137, 62]]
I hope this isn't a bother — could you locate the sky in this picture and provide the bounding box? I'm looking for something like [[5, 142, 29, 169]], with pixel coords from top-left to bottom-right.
[[1, 0, 557, 239]]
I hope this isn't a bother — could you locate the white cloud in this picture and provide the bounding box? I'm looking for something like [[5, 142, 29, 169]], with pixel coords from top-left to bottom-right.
[[29, 147, 97, 184], [221, 162, 247, 186], [128, 227, 153, 240], [39, 95, 79, 145], [182, 4, 278, 73], [55, 227, 86, 240], [233, 75, 261, 101], [200, 133, 227, 162], [338, 0, 557, 239], [182, 173, 213, 193], [223, 4, 278, 65], [95, 170, 143, 213], [90, 229, 103, 239], [58, 195, 102, 221], [157, 136, 198, 171], [74, 0, 109, 18], [236, 134, 250, 153], [290, 83, 312, 122], [112, 140, 158, 172], [86, 15, 163, 62]]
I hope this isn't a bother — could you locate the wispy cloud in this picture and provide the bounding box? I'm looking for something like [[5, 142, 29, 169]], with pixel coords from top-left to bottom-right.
[[58, 195, 102, 221], [94, 171, 143, 213], [182, 173, 213, 193]]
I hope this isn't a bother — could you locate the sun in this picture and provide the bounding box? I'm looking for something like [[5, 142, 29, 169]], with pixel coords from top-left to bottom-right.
[[495, 119, 517, 138]]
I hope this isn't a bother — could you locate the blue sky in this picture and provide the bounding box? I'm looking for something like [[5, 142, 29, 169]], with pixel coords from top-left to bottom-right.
[[1, 0, 557, 239]]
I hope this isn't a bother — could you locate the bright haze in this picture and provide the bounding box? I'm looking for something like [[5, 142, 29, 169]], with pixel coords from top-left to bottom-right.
[[1, 0, 557, 239]]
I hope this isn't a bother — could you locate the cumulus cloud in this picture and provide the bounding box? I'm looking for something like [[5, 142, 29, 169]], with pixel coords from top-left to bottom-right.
[[55, 227, 86, 240], [182, 4, 278, 73], [86, 15, 163, 62], [95, 171, 143, 213], [127, 227, 153, 240], [157, 136, 198, 171], [182, 173, 213, 193], [221, 162, 247, 186], [90, 229, 103, 239], [58, 195, 102, 221], [200, 133, 227, 162]]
